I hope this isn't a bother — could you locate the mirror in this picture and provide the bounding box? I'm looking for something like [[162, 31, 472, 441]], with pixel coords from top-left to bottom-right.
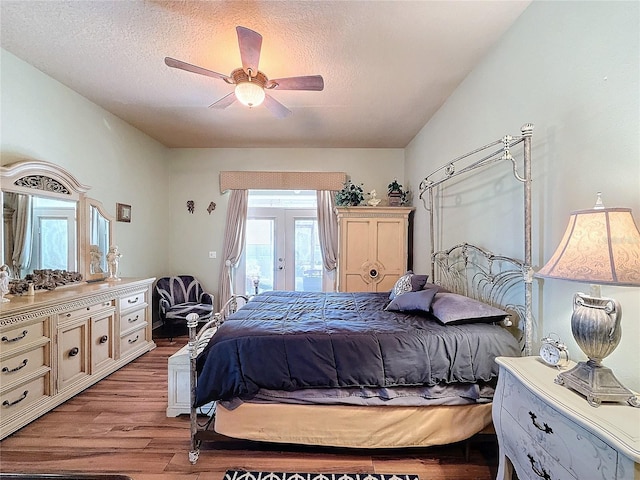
[[2, 192, 78, 278], [1, 160, 114, 285], [86, 198, 113, 281]]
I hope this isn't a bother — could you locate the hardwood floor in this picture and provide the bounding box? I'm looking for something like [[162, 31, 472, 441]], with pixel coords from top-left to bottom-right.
[[0, 336, 498, 480]]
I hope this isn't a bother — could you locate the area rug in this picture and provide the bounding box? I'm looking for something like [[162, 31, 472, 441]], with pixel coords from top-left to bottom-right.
[[224, 473, 418, 480]]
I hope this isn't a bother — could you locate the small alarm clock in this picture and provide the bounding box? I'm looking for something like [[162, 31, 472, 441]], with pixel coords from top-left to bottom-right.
[[539, 333, 570, 368]]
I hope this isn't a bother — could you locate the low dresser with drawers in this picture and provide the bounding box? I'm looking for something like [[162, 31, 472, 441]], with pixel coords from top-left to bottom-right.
[[493, 356, 639, 480], [0, 277, 155, 439]]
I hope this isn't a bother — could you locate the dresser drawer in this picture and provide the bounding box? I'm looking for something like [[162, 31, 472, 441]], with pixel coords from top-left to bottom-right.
[[60, 301, 113, 323], [1, 373, 48, 418], [120, 307, 146, 333], [120, 326, 147, 356], [1, 346, 47, 384], [119, 291, 146, 312], [1, 320, 46, 353], [501, 370, 619, 479], [502, 410, 575, 480]]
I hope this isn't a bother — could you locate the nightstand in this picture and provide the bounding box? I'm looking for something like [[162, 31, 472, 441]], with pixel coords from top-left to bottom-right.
[[493, 356, 640, 480]]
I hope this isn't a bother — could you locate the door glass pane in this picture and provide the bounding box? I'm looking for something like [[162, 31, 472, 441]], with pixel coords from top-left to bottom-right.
[[295, 219, 322, 292], [245, 218, 275, 294], [40, 218, 68, 270]]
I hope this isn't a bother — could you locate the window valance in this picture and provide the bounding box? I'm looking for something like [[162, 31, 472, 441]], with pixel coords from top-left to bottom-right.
[[220, 171, 346, 192]]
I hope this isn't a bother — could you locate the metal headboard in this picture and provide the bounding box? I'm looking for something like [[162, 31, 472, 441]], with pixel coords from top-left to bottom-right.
[[433, 243, 529, 351], [419, 123, 534, 354]]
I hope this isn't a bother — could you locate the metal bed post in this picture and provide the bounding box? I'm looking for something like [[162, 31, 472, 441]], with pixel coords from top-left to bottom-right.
[[187, 312, 200, 464], [429, 187, 435, 281], [521, 123, 534, 355]]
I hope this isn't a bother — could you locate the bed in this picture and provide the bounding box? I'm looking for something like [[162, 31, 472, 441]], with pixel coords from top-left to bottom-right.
[[185, 123, 534, 464]]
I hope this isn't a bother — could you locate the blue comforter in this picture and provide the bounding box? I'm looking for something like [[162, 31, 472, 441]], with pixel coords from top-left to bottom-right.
[[195, 291, 520, 407]]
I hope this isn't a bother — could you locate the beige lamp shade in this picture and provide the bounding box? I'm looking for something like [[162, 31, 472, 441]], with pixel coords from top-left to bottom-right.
[[537, 207, 640, 286]]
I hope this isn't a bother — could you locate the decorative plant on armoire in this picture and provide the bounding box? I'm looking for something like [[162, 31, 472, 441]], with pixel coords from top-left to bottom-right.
[[335, 180, 365, 206], [387, 178, 409, 206]]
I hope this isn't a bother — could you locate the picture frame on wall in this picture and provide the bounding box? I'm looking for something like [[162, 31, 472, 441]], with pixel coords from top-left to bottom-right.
[[116, 203, 131, 223]]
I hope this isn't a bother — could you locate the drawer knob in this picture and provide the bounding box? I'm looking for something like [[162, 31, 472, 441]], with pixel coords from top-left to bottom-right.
[[529, 411, 553, 434], [69, 347, 80, 357], [2, 390, 29, 408], [2, 359, 28, 374], [527, 454, 552, 480], [369, 269, 378, 278], [1, 330, 28, 343], [128, 315, 139, 323], [128, 335, 139, 344], [99, 335, 109, 344]]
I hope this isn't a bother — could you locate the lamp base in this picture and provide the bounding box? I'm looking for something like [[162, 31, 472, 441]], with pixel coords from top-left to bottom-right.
[[555, 360, 639, 408]]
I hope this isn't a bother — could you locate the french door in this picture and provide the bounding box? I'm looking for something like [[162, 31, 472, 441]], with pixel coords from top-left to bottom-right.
[[236, 207, 326, 295]]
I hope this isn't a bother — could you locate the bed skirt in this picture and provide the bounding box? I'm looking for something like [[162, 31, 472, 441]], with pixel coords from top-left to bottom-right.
[[214, 402, 493, 448]]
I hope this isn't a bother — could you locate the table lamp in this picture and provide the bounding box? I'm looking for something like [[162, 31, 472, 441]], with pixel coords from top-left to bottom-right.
[[536, 193, 640, 407]]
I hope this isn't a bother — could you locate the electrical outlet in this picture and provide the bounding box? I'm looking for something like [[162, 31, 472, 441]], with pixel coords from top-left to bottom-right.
[[209, 251, 216, 259]]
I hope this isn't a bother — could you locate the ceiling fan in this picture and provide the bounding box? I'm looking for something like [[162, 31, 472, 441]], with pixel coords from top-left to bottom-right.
[[164, 26, 324, 118]]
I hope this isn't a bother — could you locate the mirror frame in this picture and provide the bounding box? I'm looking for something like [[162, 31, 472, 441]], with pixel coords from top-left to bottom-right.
[[84, 198, 114, 282], [1, 160, 113, 283]]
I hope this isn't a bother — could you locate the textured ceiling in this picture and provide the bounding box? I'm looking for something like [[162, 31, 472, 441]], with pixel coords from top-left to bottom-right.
[[0, 1, 530, 148]]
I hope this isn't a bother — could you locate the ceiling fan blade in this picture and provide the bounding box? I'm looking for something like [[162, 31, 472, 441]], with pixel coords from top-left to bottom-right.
[[263, 94, 292, 119], [267, 75, 324, 91], [165, 57, 229, 81], [236, 26, 262, 75], [209, 92, 237, 109]]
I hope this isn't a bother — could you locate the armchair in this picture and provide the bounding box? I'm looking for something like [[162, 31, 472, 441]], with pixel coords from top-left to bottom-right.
[[155, 275, 214, 341]]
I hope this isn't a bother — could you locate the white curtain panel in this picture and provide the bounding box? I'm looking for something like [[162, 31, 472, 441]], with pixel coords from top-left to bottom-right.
[[218, 189, 248, 308]]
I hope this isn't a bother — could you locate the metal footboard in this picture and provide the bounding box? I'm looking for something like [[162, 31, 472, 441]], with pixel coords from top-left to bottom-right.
[[187, 294, 249, 464]]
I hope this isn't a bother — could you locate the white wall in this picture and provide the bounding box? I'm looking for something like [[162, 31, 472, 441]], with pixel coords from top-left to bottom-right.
[[0, 49, 171, 281], [165, 148, 404, 297], [405, 1, 640, 390]]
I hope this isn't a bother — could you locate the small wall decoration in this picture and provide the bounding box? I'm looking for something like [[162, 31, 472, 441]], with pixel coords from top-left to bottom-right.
[[116, 203, 132, 222], [187, 200, 195, 214], [207, 202, 216, 214]]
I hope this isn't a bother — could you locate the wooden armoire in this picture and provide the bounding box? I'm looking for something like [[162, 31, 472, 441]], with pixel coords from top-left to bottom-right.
[[335, 206, 414, 292]]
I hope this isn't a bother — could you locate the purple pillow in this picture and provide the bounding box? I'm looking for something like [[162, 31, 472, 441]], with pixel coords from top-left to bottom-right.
[[389, 271, 429, 300], [421, 282, 451, 294], [385, 288, 439, 313], [431, 293, 509, 325]]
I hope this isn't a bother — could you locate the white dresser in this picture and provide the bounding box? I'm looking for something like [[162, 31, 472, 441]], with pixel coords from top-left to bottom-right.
[[493, 356, 640, 480], [0, 278, 155, 439]]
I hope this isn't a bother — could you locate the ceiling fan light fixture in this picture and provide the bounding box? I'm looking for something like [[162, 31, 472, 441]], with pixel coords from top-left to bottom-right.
[[235, 81, 265, 107]]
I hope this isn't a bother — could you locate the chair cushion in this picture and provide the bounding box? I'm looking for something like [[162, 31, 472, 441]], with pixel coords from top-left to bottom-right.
[[165, 302, 213, 321]]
